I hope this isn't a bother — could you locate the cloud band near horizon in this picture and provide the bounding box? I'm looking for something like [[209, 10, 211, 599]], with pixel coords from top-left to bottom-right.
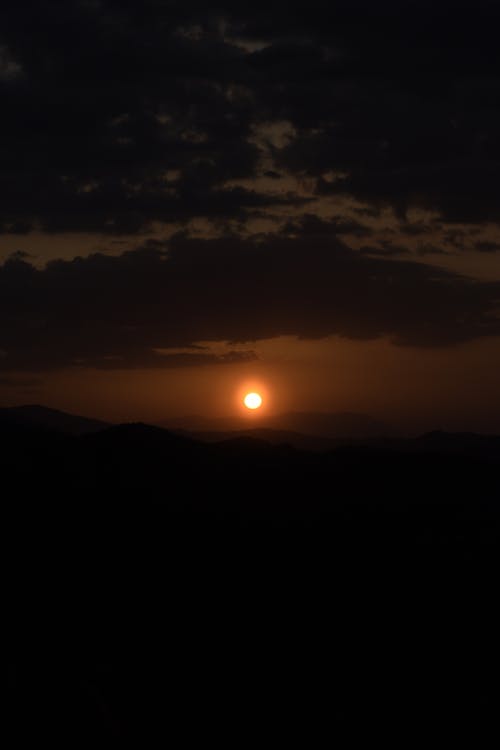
[[1, 230, 499, 372]]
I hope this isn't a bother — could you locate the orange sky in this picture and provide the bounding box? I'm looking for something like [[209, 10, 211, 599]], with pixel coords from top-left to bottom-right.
[[2, 334, 498, 434], [1, 2, 500, 435]]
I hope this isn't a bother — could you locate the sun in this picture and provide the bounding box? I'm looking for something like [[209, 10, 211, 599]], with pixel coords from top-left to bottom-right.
[[243, 392, 263, 410]]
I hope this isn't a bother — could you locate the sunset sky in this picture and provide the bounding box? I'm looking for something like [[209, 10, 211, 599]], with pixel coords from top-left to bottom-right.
[[1, 1, 499, 432]]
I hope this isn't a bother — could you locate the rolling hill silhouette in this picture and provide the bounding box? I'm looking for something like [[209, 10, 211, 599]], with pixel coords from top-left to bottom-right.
[[4, 406, 500, 742], [157, 410, 393, 439], [0, 404, 109, 435]]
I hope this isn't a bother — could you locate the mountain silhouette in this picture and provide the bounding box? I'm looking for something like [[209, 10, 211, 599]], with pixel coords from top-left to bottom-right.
[[4, 405, 500, 743], [158, 410, 393, 440], [0, 404, 109, 435], [178, 426, 343, 451]]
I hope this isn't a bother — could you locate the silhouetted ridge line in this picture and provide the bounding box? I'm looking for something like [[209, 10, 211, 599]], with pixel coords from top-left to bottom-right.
[[87, 421, 202, 444], [156, 410, 394, 440], [0, 404, 109, 435]]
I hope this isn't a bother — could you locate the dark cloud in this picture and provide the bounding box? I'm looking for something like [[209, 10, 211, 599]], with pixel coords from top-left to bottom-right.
[[359, 244, 410, 258], [399, 222, 440, 237], [1, 230, 499, 372], [0, 2, 268, 233], [443, 229, 470, 250], [281, 214, 371, 239], [476, 241, 500, 253], [0, 1, 499, 235], [249, 2, 500, 224], [72, 348, 259, 370], [415, 243, 448, 257]]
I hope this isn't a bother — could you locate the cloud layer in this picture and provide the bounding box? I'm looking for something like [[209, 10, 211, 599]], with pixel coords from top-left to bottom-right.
[[1, 2, 499, 373], [1, 229, 499, 371], [0, 1, 499, 234]]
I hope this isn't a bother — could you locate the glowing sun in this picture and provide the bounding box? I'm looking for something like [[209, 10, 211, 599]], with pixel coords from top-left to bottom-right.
[[243, 392, 263, 410]]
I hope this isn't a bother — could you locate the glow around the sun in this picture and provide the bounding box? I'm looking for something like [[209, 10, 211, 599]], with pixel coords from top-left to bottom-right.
[[243, 392, 263, 410]]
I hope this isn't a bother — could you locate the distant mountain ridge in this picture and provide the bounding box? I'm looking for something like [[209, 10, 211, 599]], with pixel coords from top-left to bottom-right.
[[166, 426, 500, 461], [157, 410, 394, 440], [0, 404, 109, 435], [0, 405, 498, 462]]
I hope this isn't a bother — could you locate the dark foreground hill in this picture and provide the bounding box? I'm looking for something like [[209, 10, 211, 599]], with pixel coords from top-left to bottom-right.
[[4, 420, 500, 744]]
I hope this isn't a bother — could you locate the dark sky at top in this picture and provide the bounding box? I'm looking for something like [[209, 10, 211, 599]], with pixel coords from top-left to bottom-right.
[[1, 1, 499, 230], [0, 1, 499, 426]]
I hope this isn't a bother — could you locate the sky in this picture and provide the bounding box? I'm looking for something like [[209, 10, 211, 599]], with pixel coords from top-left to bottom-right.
[[0, 1, 499, 432]]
